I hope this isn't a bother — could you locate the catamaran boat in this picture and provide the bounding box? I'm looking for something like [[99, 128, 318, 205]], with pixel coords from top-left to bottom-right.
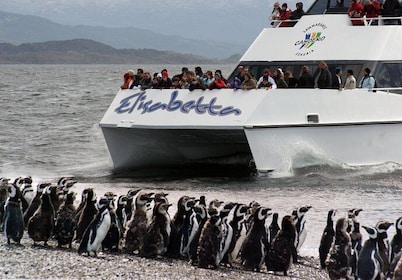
[[99, 0, 402, 175]]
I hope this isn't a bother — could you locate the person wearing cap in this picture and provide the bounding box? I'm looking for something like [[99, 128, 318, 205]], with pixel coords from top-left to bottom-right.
[[155, 70, 172, 89], [344, 69, 357, 89], [359, 68, 376, 90], [270, 2, 281, 27], [313, 61, 332, 89], [332, 67, 343, 90]]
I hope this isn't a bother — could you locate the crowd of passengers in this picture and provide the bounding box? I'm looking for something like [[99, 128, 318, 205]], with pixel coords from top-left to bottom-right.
[[270, 0, 402, 26], [121, 61, 377, 92]]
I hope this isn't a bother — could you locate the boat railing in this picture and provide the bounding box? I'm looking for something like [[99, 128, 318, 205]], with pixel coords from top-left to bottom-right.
[[271, 16, 402, 27]]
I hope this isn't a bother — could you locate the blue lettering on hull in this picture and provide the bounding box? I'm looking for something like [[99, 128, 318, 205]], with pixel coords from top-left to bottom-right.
[[114, 90, 242, 116]]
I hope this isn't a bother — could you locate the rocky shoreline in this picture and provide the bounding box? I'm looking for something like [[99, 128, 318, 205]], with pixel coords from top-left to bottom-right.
[[1, 234, 328, 280]]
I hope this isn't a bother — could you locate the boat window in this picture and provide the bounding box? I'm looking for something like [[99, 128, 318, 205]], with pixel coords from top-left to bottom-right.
[[376, 63, 402, 88], [307, 0, 349, 15]]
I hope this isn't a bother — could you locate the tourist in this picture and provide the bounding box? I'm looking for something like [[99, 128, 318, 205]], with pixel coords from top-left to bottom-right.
[[229, 77, 242, 90], [257, 68, 277, 89], [313, 61, 332, 89], [297, 66, 315, 88], [155, 70, 172, 89], [195, 66, 203, 78], [279, 3, 292, 27], [363, 0, 381, 24], [140, 72, 153, 90], [241, 73, 257, 90], [290, 2, 305, 21], [187, 71, 206, 91], [382, 0, 401, 25], [257, 76, 273, 89], [276, 68, 288, 88], [348, 0, 364, 25], [332, 67, 343, 90], [344, 69, 357, 89], [201, 70, 214, 86], [359, 67, 376, 90], [270, 2, 281, 27], [208, 72, 227, 89], [284, 70, 298, 88], [120, 72, 133, 89]]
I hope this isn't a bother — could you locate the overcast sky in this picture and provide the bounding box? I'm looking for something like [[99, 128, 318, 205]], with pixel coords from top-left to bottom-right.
[[0, 0, 310, 46]]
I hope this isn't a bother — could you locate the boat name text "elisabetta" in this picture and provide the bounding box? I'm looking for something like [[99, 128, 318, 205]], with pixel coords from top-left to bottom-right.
[[114, 90, 242, 116]]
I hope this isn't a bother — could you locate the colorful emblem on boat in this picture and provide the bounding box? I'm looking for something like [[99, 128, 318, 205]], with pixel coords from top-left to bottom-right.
[[294, 23, 327, 56], [114, 90, 242, 116]]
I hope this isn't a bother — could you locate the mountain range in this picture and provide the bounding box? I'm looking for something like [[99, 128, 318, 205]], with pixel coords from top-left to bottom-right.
[[0, 10, 247, 60]]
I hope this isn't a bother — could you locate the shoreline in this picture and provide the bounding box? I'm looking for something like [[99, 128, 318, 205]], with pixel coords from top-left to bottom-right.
[[1, 235, 328, 279]]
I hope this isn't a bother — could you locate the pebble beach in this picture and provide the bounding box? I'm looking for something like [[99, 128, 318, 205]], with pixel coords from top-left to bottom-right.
[[1, 234, 328, 279]]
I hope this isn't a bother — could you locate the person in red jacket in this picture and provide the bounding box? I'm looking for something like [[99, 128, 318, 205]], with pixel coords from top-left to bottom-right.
[[279, 3, 292, 27], [208, 72, 227, 89], [364, 0, 381, 24], [348, 0, 364, 25]]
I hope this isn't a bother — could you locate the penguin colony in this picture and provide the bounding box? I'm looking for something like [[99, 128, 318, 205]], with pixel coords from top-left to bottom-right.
[[1, 176, 402, 278]]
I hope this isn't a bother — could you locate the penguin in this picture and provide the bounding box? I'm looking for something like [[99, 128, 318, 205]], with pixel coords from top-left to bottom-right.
[[124, 191, 153, 254], [325, 217, 353, 280], [240, 206, 271, 272], [227, 203, 250, 265], [173, 195, 192, 231], [391, 251, 402, 280], [216, 203, 235, 266], [319, 209, 337, 269], [21, 176, 34, 212], [188, 203, 208, 265], [3, 183, 24, 245], [78, 197, 111, 257], [197, 212, 222, 269], [57, 176, 77, 196], [391, 216, 402, 263], [347, 208, 363, 278], [266, 215, 297, 276], [269, 212, 280, 244], [0, 177, 10, 232], [292, 205, 312, 254], [116, 194, 128, 229], [357, 226, 384, 280], [48, 184, 62, 214], [154, 192, 169, 204], [123, 188, 142, 227], [13, 177, 29, 213], [75, 188, 98, 242], [140, 202, 172, 258], [102, 192, 121, 253], [27, 186, 56, 246], [54, 191, 77, 248], [24, 182, 51, 226], [178, 197, 198, 259], [376, 220, 393, 276]]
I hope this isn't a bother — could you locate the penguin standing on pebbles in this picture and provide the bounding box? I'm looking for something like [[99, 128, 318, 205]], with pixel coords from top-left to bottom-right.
[[24, 183, 51, 226], [319, 209, 336, 269], [140, 202, 172, 258], [75, 188, 97, 242], [266, 215, 297, 276], [292, 205, 312, 254], [197, 212, 222, 269], [0, 178, 10, 231], [325, 217, 353, 280], [102, 192, 121, 253], [189, 203, 208, 265], [27, 186, 55, 246], [4, 183, 24, 245], [347, 208, 363, 278], [21, 176, 34, 212], [54, 191, 77, 248], [78, 197, 111, 257], [240, 206, 271, 272], [124, 191, 153, 254], [391, 216, 402, 262], [376, 220, 393, 276], [269, 212, 280, 244], [357, 226, 384, 280]]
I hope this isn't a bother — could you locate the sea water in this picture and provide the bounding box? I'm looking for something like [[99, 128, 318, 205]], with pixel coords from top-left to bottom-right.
[[1, 64, 401, 258]]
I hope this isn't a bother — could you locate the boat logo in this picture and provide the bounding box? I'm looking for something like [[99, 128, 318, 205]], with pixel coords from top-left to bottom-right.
[[114, 90, 242, 116], [294, 23, 327, 56]]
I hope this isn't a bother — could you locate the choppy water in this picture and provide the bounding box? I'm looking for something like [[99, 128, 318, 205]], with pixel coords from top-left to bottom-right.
[[1, 64, 401, 257]]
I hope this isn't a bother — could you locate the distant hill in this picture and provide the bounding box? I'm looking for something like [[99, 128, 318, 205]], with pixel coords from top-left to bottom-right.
[[0, 39, 241, 64], [0, 10, 245, 59]]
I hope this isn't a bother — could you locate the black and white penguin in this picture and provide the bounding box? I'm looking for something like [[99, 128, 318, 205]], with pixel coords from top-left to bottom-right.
[[325, 217, 353, 280], [54, 191, 77, 248], [357, 226, 384, 280], [266, 215, 297, 276], [57, 176, 77, 196], [240, 206, 271, 272], [124, 191, 153, 254], [216, 203, 236, 266], [393, 253, 402, 280], [292, 205, 312, 254], [116, 194, 128, 230], [140, 202, 172, 258], [319, 209, 337, 269], [188, 203, 208, 265], [21, 176, 34, 212], [391, 216, 402, 263], [269, 212, 280, 244], [13, 177, 29, 212], [123, 188, 142, 227], [178, 197, 198, 259], [75, 188, 98, 242], [27, 185, 56, 246], [3, 183, 24, 245], [78, 197, 111, 257], [376, 220, 393, 276], [0, 177, 10, 231], [347, 208, 363, 278], [224, 203, 249, 266], [23, 182, 50, 226], [102, 192, 121, 253], [197, 212, 222, 269]]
